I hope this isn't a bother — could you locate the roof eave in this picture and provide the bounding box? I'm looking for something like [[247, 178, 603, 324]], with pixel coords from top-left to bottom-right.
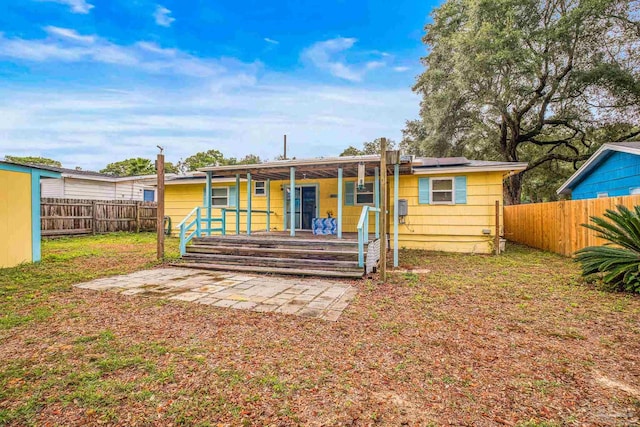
[[412, 163, 528, 175], [555, 142, 636, 194]]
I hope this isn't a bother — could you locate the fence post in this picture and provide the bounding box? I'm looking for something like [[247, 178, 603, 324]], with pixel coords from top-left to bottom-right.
[[91, 200, 97, 234], [135, 202, 140, 233], [495, 200, 500, 255]]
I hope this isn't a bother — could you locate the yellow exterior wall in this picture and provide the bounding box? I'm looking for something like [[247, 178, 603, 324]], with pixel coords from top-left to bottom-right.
[[165, 171, 504, 254], [0, 170, 33, 267], [165, 178, 375, 234], [391, 172, 504, 254]]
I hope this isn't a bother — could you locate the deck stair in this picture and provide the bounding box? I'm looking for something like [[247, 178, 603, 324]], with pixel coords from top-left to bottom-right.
[[177, 235, 365, 279]]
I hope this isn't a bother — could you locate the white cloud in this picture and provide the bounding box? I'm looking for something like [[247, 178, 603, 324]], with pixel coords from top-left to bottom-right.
[[264, 38, 279, 45], [38, 0, 94, 14], [0, 83, 419, 170], [44, 26, 96, 44], [154, 5, 175, 27], [393, 66, 410, 72], [301, 37, 390, 82], [0, 30, 258, 78]]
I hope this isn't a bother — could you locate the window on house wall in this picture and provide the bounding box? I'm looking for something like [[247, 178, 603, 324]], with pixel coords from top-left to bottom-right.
[[212, 187, 229, 206], [630, 188, 640, 195], [254, 181, 266, 196], [355, 182, 374, 205], [431, 178, 454, 204], [597, 192, 609, 199]]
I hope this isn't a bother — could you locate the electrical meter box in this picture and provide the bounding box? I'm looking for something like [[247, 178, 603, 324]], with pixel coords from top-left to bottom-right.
[[398, 199, 408, 217]]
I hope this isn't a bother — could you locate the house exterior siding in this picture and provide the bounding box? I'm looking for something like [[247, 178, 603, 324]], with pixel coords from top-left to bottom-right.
[[165, 170, 504, 254], [0, 170, 33, 267], [40, 176, 157, 201], [571, 151, 640, 200]]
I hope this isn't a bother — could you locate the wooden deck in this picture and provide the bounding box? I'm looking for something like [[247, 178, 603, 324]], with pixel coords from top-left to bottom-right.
[[176, 232, 366, 279]]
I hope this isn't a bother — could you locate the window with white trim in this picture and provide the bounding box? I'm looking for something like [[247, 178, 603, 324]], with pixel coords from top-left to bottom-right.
[[254, 181, 266, 196], [431, 178, 454, 204], [630, 187, 640, 195], [596, 192, 609, 199], [212, 187, 230, 206], [355, 182, 374, 205]]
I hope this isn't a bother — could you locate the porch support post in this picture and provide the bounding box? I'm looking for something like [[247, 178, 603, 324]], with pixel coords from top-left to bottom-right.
[[246, 172, 252, 235], [205, 171, 212, 236], [290, 167, 296, 237], [266, 178, 271, 232], [393, 163, 399, 268], [235, 174, 240, 235], [374, 166, 380, 239], [337, 167, 343, 239]]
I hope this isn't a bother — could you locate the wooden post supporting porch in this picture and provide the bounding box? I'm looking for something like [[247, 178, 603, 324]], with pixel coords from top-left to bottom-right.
[[247, 172, 252, 235], [235, 174, 240, 235], [266, 178, 271, 232], [205, 171, 212, 236], [337, 167, 343, 239], [290, 167, 295, 237]]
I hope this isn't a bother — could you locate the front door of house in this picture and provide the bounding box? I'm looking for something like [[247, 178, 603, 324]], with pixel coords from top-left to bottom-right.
[[285, 185, 317, 230]]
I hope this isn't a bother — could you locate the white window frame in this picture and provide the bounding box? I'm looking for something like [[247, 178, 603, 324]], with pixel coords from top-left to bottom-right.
[[355, 181, 375, 206], [596, 191, 609, 199], [254, 181, 266, 197], [430, 177, 455, 205], [211, 186, 231, 207], [630, 187, 640, 195]]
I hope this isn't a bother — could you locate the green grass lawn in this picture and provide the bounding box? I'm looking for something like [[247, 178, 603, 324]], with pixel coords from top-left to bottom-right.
[[1, 235, 639, 426]]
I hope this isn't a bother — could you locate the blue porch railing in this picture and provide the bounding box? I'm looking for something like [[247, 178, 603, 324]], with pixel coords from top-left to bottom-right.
[[178, 206, 225, 255], [357, 205, 381, 268], [178, 207, 275, 255]]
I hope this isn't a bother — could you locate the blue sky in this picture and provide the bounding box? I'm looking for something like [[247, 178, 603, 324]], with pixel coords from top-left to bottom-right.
[[0, 0, 440, 170]]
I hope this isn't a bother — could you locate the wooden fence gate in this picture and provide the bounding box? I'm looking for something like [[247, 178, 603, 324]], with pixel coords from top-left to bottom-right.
[[41, 198, 157, 237], [504, 195, 640, 257]]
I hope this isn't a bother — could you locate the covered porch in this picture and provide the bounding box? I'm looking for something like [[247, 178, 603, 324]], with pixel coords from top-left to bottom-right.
[[177, 155, 412, 273]]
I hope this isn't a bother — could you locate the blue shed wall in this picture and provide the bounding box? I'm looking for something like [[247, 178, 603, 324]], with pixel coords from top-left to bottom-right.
[[571, 151, 640, 200]]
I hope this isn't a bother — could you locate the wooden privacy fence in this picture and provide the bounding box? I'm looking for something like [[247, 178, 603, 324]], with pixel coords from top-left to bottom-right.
[[41, 198, 157, 237], [504, 195, 640, 257]]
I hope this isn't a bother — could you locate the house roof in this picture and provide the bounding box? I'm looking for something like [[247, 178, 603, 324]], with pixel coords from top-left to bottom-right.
[[557, 142, 640, 195], [0, 161, 62, 178], [411, 158, 527, 175], [2, 162, 171, 183], [197, 155, 414, 180]]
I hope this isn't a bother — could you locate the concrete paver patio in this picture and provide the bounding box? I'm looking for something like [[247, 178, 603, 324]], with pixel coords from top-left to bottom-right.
[[75, 268, 356, 321]]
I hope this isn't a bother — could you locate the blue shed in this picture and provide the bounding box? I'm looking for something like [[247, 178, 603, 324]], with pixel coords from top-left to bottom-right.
[[557, 142, 640, 200]]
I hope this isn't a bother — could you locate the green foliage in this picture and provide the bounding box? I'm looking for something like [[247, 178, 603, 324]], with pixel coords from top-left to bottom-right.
[[406, 0, 640, 204], [575, 205, 640, 293], [339, 138, 396, 156], [4, 155, 62, 167], [100, 158, 156, 176], [177, 150, 261, 172]]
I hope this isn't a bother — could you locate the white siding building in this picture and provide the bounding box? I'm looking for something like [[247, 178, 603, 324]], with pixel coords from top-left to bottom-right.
[[40, 168, 164, 201]]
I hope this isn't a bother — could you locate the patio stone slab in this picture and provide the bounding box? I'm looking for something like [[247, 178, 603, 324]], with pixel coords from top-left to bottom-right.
[[74, 267, 356, 321]]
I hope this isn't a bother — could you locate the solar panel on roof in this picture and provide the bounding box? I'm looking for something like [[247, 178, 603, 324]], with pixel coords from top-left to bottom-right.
[[414, 157, 470, 167]]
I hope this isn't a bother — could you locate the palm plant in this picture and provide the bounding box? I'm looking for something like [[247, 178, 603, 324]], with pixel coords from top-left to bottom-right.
[[575, 205, 640, 293]]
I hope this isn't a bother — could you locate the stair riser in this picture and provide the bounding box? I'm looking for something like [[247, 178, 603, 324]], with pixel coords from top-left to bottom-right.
[[192, 237, 359, 250], [174, 262, 363, 279], [182, 255, 361, 272], [187, 247, 358, 261]]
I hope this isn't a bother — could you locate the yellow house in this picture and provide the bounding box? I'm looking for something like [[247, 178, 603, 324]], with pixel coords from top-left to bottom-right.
[[166, 155, 526, 272], [0, 162, 61, 268]]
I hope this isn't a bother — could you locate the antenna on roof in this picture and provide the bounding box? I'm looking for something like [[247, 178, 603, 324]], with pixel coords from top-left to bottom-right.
[[283, 134, 287, 160]]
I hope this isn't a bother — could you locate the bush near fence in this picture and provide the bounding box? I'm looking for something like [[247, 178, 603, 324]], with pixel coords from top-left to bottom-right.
[[504, 195, 640, 257], [41, 198, 157, 237]]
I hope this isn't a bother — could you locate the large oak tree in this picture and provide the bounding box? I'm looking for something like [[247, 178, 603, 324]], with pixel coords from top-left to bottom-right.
[[404, 0, 640, 204]]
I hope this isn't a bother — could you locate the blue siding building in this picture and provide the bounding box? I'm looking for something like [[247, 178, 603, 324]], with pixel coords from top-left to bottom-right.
[[558, 142, 640, 200]]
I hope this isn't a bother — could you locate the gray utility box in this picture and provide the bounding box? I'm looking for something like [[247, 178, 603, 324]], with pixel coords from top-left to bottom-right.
[[398, 199, 408, 217]]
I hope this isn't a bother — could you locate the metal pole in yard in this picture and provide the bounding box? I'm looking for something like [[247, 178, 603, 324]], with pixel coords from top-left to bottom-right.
[[379, 138, 387, 282], [156, 148, 165, 260], [495, 200, 500, 255]]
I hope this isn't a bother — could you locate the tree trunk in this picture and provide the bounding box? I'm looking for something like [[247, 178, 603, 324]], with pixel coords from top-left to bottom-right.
[[504, 173, 523, 205]]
